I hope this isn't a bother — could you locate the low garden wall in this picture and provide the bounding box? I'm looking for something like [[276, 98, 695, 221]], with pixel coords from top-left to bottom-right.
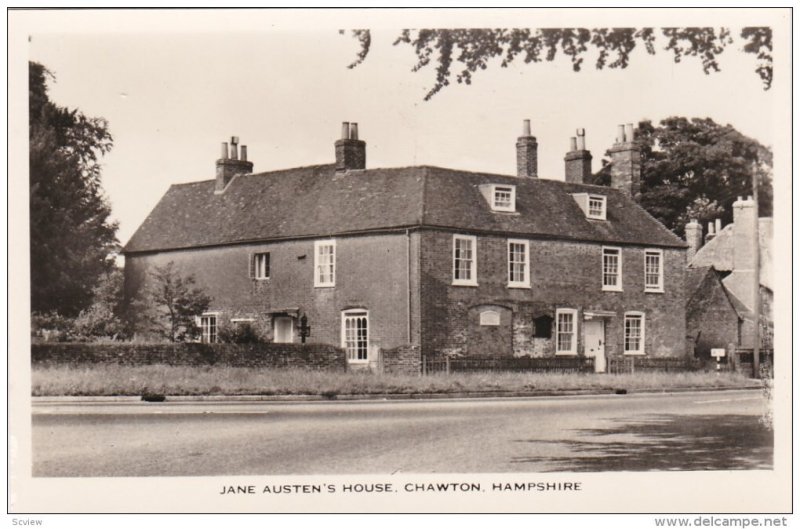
[[31, 342, 347, 371], [380, 345, 422, 376]]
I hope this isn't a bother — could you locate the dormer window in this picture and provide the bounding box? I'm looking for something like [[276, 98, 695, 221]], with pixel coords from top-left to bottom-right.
[[571, 193, 607, 220], [587, 195, 606, 220], [493, 186, 515, 212], [481, 184, 516, 212]]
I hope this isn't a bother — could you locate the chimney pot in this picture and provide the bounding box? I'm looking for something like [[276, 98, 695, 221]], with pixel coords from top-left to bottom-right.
[[625, 124, 634, 142], [335, 122, 366, 171], [576, 129, 586, 150], [569, 137, 577, 151], [708, 221, 715, 235], [216, 136, 253, 193], [616, 124, 625, 143], [715, 218, 722, 233], [522, 119, 531, 136]]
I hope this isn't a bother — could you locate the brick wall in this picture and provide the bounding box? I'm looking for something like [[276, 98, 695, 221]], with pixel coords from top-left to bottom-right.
[[686, 271, 739, 359], [32, 342, 347, 370], [125, 233, 414, 356], [419, 229, 686, 360], [381, 344, 422, 376]]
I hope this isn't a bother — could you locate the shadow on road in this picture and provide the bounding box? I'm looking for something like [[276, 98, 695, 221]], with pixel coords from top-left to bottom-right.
[[513, 414, 773, 472]]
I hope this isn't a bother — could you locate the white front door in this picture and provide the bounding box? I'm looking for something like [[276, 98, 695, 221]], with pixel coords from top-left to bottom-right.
[[583, 320, 606, 373], [274, 316, 294, 343]]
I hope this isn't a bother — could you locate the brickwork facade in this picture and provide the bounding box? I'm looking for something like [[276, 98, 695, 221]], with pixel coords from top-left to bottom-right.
[[418, 229, 686, 361], [125, 233, 415, 356], [686, 271, 739, 360]]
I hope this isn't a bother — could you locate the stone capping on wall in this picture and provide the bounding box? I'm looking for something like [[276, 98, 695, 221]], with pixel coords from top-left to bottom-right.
[[31, 342, 347, 371]]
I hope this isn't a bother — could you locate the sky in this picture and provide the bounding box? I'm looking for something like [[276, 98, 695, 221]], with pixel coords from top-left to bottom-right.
[[23, 9, 782, 247]]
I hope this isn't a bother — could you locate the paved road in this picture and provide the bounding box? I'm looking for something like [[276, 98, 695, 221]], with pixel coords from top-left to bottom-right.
[[31, 390, 772, 476]]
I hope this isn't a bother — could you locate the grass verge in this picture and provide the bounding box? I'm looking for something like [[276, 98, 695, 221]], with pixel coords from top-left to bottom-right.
[[32, 364, 757, 397]]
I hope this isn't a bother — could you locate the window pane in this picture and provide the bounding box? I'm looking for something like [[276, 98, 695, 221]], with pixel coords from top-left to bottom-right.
[[557, 312, 574, 352], [603, 249, 620, 287], [508, 242, 526, 283], [625, 315, 643, 352], [588, 196, 605, 217], [344, 313, 368, 361], [645, 252, 661, 288], [454, 238, 474, 281]]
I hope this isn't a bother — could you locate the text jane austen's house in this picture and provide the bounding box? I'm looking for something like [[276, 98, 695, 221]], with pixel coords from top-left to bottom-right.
[[122, 121, 687, 372]]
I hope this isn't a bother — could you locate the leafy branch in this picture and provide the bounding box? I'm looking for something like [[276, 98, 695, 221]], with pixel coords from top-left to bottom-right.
[[343, 27, 773, 100]]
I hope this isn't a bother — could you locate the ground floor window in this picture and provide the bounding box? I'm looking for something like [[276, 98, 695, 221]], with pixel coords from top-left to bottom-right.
[[201, 314, 217, 343], [342, 310, 369, 362], [624, 312, 645, 354], [273, 316, 295, 344], [555, 308, 578, 354]]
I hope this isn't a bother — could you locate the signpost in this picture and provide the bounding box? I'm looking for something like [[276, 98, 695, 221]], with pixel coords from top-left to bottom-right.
[[711, 348, 726, 372]]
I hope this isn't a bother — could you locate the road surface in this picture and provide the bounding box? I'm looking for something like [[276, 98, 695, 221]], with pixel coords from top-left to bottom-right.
[[31, 390, 772, 476]]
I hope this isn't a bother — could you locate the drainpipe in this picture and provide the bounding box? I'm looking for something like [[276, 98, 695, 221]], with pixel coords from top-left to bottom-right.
[[406, 228, 412, 344]]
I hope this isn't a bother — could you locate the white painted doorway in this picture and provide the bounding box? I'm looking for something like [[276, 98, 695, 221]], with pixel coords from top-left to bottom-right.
[[583, 320, 606, 373]]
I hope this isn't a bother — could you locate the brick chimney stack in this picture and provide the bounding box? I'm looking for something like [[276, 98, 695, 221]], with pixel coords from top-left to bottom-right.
[[609, 123, 642, 199], [516, 119, 538, 178], [726, 196, 758, 310], [684, 219, 703, 263], [216, 136, 254, 193], [564, 128, 592, 183], [335, 121, 366, 171]]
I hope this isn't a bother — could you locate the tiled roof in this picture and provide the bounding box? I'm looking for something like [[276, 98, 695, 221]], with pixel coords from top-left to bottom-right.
[[123, 164, 686, 253]]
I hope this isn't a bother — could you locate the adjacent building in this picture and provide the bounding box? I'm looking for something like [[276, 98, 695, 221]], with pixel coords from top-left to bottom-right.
[[123, 121, 688, 372], [685, 202, 774, 362]]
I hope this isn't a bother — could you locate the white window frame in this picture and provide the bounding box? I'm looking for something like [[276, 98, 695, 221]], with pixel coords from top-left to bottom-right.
[[314, 239, 336, 287], [602, 246, 623, 292], [587, 195, 607, 220], [555, 308, 578, 355], [492, 185, 516, 212], [507, 239, 530, 288], [341, 309, 369, 364], [253, 252, 270, 280], [644, 249, 664, 293], [624, 311, 646, 355], [452, 234, 478, 286], [200, 313, 219, 344]]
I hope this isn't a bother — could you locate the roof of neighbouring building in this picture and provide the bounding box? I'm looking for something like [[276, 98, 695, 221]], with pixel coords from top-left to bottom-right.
[[685, 266, 713, 302], [123, 164, 686, 253], [689, 217, 773, 290]]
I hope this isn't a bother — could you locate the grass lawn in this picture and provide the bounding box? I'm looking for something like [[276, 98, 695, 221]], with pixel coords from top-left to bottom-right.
[[31, 364, 758, 397]]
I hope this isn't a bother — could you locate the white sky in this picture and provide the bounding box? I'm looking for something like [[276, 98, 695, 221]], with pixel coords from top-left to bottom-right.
[[25, 9, 780, 246]]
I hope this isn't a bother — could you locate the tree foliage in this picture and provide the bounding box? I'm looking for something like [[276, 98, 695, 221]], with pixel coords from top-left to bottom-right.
[[145, 262, 211, 342], [72, 268, 127, 341], [592, 117, 772, 236], [30, 61, 118, 316], [344, 27, 773, 100]]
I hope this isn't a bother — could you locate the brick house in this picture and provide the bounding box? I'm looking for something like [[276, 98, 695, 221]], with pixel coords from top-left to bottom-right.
[[123, 121, 688, 372], [685, 202, 773, 362]]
